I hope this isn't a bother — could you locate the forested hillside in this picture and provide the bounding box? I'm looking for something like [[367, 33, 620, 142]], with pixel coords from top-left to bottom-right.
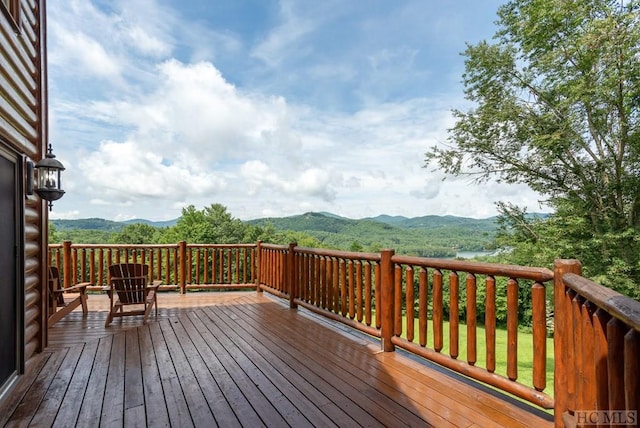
[[51, 210, 497, 257], [248, 212, 497, 256]]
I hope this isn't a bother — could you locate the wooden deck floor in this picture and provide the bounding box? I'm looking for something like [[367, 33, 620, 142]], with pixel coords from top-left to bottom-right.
[[1, 291, 554, 427]]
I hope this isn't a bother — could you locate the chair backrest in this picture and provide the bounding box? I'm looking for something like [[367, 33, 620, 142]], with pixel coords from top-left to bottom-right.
[[108, 263, 149, 304], [48, 266, 65, 306]]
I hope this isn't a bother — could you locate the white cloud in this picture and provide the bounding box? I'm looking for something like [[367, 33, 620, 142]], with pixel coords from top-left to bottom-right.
[[50, 28, 122, 80], [47, 0, 546, 222], [78, 140, 227, 205], [250, 0, 316, 67]]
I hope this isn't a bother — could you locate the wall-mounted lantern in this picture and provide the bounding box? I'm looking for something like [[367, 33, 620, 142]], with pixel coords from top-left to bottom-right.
[[28, 144, 66, 211]]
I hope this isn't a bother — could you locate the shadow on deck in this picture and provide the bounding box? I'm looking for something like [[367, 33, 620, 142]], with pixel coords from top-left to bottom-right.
[[2, 292, 554, 427]]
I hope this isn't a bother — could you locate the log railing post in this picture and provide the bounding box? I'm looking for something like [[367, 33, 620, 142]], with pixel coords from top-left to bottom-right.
[[62, 240, 72, 289], [179, 240, 187, 294], [380, 249, 395, 352], [288, 242, 297, 309], [553, 259, 582, 428]]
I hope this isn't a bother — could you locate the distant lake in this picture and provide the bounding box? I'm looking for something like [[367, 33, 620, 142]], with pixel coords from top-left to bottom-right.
[[452, 250, 494, 260]]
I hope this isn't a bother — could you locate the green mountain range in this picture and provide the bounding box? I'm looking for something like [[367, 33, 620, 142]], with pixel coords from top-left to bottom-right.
[[51, 217, 179, 231], [247, 212, 498, 256], [51, 212, 500, 257]]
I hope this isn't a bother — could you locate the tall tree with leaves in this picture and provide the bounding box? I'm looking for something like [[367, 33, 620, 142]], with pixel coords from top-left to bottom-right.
[[163, 203, 247, 244], [425, 0, 640, 297]]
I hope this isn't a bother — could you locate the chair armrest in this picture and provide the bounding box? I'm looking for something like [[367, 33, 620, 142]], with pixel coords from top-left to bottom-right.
[[56, 282, 91, 293], [148, 280, 162, 290], [64, 282, 91, 292]]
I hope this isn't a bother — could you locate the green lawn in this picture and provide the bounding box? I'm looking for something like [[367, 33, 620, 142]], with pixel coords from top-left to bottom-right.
[[399, 316, 555, 398]]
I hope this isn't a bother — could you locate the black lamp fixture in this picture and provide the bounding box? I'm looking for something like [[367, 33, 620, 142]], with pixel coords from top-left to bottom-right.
[[32, 144, 66, 210]]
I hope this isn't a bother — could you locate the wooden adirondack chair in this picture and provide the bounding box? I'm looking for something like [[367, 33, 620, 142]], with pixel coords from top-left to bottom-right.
[[48, 266, 89, 327], [105, 263, 161, 327]]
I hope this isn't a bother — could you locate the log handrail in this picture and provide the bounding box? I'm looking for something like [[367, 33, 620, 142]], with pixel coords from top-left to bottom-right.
[[554, 262, 640, 428], [392, 254, 554, 282], [562, 272, 640, 332]]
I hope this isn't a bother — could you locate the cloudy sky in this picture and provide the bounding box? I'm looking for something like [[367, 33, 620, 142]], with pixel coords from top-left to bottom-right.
[[47, 0, 544, 221]]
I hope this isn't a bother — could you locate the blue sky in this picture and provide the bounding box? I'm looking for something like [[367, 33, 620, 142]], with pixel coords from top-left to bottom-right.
[[47, 0, 543, 221]]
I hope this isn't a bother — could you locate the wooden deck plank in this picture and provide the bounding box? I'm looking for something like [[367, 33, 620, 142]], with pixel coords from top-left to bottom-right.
[[219, 296, 450, 427], [196, 307, 350, 427], [277, 303, 522, 427], [8, 348, 65, 427], [215, 304, 393, 427], [179, 311, 265, 428], [236, 294, 552, 428], [206, 302, 401, 427], [5, 291, 555, 428], [53, 340, 99, 427], [100, 332, 126, 427], [0, 351, 52, 427], [167, 314, 242, 428], [248, 295, 553, 428], [192, 309, 316, 428], [157, 319, 218, 427], [123, 328, 146, 427], [184, 310, 289, 427], [137, 325, 171, 427], [28, 344, 84, 427], [147, 321, 193, 427], [75, 335, 112, 426]]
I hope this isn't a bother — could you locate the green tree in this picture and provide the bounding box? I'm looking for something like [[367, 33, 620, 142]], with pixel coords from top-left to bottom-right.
[[164, 203, 248, 244], [49, 223, 61, 243], [110, 223, 161, 244], [425, 0, 640, 298]]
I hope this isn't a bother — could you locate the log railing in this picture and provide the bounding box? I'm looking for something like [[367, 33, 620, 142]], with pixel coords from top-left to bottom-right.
[[554, 260, 640, 428], [385, 252, 556, 410], [256, 244, 555, 408], [48, 241, 640, 426], [48, 241, 257, 293]]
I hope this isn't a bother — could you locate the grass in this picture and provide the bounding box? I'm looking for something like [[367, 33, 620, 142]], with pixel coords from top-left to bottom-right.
[[400, 317, 555, 399], [366, 310, 555, 403]]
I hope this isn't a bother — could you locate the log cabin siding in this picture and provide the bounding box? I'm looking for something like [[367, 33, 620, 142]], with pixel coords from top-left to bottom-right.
[[0, 0, 42, 152], [0, 0, 47, 396]]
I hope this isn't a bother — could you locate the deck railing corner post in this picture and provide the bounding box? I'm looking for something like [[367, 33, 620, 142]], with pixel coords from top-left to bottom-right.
[[288, 242, 298, 309], [553, 259, 582, 427], [380, 248, 395, 352]]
